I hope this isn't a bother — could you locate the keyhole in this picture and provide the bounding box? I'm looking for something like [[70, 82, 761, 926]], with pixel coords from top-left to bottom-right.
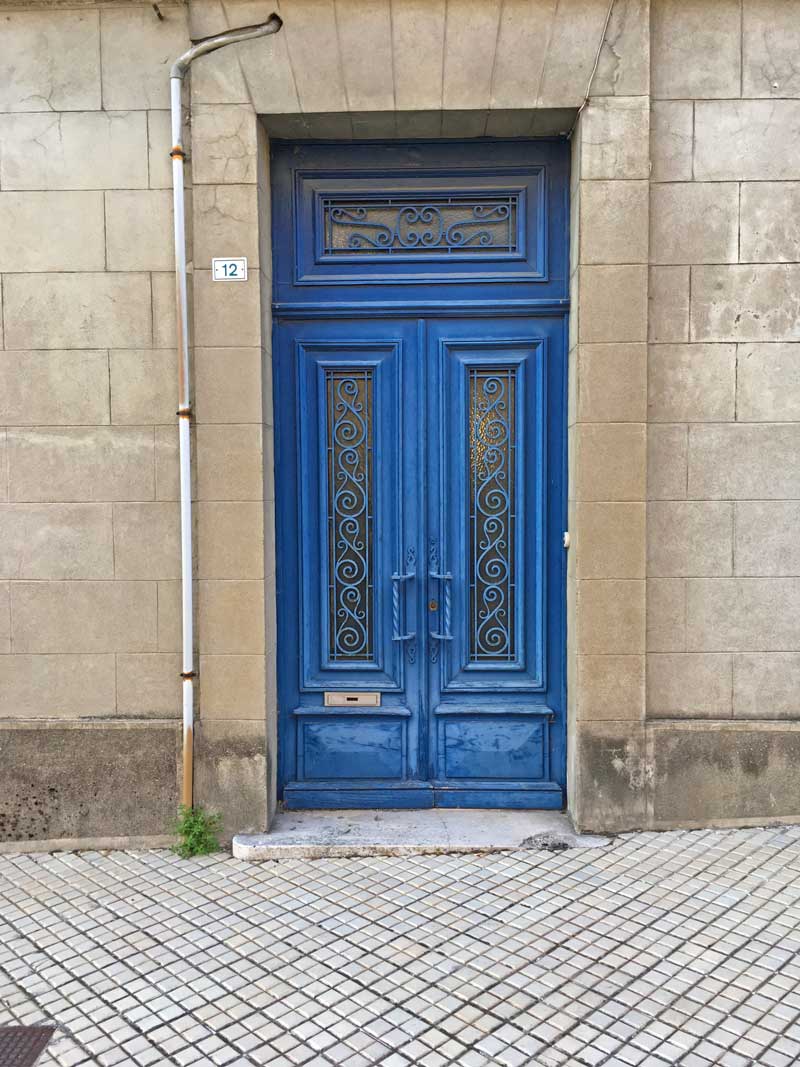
[[429, 599, 438, 612]]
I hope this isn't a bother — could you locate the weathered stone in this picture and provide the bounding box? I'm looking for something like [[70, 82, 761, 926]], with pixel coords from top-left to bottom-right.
[[577, 344, 647, 423], [650, 183, 739, 265], [194, 720, 267, 839], [113, 503, 181, 580], [687, 578, 800, 652], [688, 424, 800, 500], [441, 0, 500, 110], [109, 350, 178, 426], [0, 10, 101, 112], [0, 722, 178, 842], [647, 653, 733, 717], [236, 29, 301, 115], [734, 501, 800, 577], [490, 0, 552, 109], [191, 104, 259, 185], [0, 350, 109, 426], [194, 349, 263, 424], [157, 580, 181, 653], [577, 654, 645, 721], [334, 0, 394, 111], [197, 502, 264, 579], [579, 97, 649, 180], [199, 655, 267, 720], [537, 0, 611, 107], [198, 580, 266, 654], [155, 426, 181, 502], [0, 504, 113, 580], [193, 185, 259, 269], [192, 271, 262, 349], [647, 501, 733, 577], [147, 110, 173, 190], [572, 722, 648, 833], [0, 192, 104, 272], [650, 100, 693, 182], [8, 428, 154, 504], [196, 425, 263, 501], [691, 266, 800, 343], [392, 0, 446, 111], [0, 111, 148, 191], [736, 344, 800, 423], [742, 0, 800, 98], [0, 655, 115, 719], [576, 424, 646, 501], [116, 654, 181, 716], [580, 265, 648, 344], [591, 0, 650, 97], [648, 424, 688, 500], [740, 183, 800, 263], [100, 5, 189, 110], [12, 581, 158, 654], [648, 266, 689, 343], [576, 502, 645, 579], [694, 101, 800, 180], [4, 273, 152, 350], [648, 344, 736, 422], [651, 0, 741, 99], [0, 583, 9, 654], [577, 580, 645, 655], [647, 577, 686, 653], [151, 272, 178, 348], [734, 654, 800, 718], [580, 181, 649, 265], [105, 190, 175, 272]]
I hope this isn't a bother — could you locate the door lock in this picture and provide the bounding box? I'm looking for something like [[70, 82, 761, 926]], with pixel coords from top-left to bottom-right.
[[428, 599, 438, 612]]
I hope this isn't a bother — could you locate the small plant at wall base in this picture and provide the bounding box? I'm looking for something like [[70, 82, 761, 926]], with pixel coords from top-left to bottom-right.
[[172, 805, 223, 858]]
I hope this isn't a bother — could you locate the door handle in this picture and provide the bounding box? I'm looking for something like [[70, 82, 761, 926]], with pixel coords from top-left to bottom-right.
[[391, 567, 415, 644], [429, 570, 453, 642]]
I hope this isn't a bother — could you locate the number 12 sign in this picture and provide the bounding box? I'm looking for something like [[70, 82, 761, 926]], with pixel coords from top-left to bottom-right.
[[212, 257, 248, 281]]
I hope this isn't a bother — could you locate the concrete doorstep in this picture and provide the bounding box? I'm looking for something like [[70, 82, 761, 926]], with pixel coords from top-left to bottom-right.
[[233, 808, 610, 860]]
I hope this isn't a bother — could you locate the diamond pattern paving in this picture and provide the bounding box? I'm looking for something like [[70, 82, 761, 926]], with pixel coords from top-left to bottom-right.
[[1, 827, 800, 1066]]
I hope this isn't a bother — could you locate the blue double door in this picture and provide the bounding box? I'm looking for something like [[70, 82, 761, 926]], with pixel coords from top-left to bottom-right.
[[272, 140, 568, 809]]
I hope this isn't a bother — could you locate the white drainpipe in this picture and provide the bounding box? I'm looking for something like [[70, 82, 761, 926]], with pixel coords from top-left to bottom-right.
[[170, 13, 283, 808]]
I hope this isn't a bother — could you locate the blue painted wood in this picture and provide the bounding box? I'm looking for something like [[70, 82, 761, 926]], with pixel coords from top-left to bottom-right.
[[273, 140, 568, 810]]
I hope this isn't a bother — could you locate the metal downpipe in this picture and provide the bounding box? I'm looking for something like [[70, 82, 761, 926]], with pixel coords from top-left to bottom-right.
[[169, 13, 283, 809]]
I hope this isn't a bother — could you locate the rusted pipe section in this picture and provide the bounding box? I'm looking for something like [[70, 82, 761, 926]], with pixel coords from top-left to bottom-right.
[[170, 13, 283, 810]]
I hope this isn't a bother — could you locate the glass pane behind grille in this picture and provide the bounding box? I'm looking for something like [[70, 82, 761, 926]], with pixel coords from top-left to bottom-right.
[[469, 366, 517, 662], [323, 195, 518, 256], [326, 368, 374, 661]]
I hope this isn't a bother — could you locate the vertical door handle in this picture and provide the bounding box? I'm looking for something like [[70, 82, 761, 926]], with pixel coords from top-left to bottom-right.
[[429, 570, 453, 642], [391, 567, 415, 644]]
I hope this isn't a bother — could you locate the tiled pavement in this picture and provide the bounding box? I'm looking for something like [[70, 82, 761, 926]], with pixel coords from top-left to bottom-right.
[[2, 828, 800, 1066]]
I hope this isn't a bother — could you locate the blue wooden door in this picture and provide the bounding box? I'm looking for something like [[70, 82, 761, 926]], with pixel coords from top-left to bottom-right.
[[272, 140, 568, 809]]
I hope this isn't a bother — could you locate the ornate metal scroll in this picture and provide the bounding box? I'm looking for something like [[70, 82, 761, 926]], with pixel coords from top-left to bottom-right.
[[322, 195, 518, 256], [326, 368, 373, 661], [469, 367, 516, 662]]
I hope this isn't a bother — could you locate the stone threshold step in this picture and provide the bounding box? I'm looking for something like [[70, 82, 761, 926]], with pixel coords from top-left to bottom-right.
[[233, 809, 610, 861]]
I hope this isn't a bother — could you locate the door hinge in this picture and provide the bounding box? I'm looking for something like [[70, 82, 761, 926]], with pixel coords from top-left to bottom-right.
[[563, 531, 571, 549]]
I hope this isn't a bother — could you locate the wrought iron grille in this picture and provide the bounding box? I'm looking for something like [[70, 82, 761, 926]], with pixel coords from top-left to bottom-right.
[[469, 366, 517, 662], [326, 368, 374, 661], [322, 194, 518, 256]]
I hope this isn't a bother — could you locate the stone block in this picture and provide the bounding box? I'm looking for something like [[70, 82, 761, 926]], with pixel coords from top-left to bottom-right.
[[579, 266, 648, 344], [157, 581, 181, 653], [576, 502, 645, 579], [580, 181, 648, 265], [650, 183, 739, 266], [334, 0, 394, 111], [0, 350, 110, 426], [489, 0, 551, 110], [647, 577, 686, 653], [734, 654, 800, 718], [199, 655, 267, 720], [151, 272, 178, 349], [109, 350, 178, 426], [116, 654, 181, 716], [441, 0, 500, 110], [0, 436, 6, 505], [105, 190, 174, 272], [100, 5, 189, 110], [0, 655, 115, 719], [198, 580, 266, 654], [576, 654, 645, 721], [0, 583, 8, 654], [192, 271, 262, 349], [113, 502, 181, 580], [648, 501, 733, 578], [147, 111, 173, 190], [576, 579, 645, 655], [193, 185, 260, 269], [734, 501, 800, 578], [8, 428, 155, 504], [694, 101, 800, 181], [737, 344, 800, 423], [191, 104, 259, 185], [0, 504, 113, 580], [278, 0, 347, 113], [194, 719, 268, 839], [537, 0, 611, 107], [191, 38, 250, 106], [650, 100, 693, 182], [236, 30, 301, 115], [577, 344, 647, 423], [392, 0, 446, 111], [688, 424, 800, 500], [591, 0, 650, 97], [648, 424, 688, 501], [649, 722, 800, 826], [0, 111, 148, 191], [740, 183, 800, 263], [11, 581, 158, 654], [651, 0, 740, 99], [155, 426, 180, 501], [197, 501, 264, 579], [579, 97, 649, 180], [3, 273, 152, 350], [687, 578, 800, 652], [647, 653, 733, 718], [576, 424, 646, 501], [0, 10, 101, 112], [692, 265, 800, 343], [571, 722, 648, 832], [742, 0, 800, 98], [0, 722, 179, 842], [648, 266, 689, 344], [196, 425, 263, 501], [194, 348, 264, 424], [0, 192, 104, 272], [648, 344, 736, 422]]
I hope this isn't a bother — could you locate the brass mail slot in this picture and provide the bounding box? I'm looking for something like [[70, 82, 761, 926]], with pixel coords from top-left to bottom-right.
[[324, 691, 381, 707]]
